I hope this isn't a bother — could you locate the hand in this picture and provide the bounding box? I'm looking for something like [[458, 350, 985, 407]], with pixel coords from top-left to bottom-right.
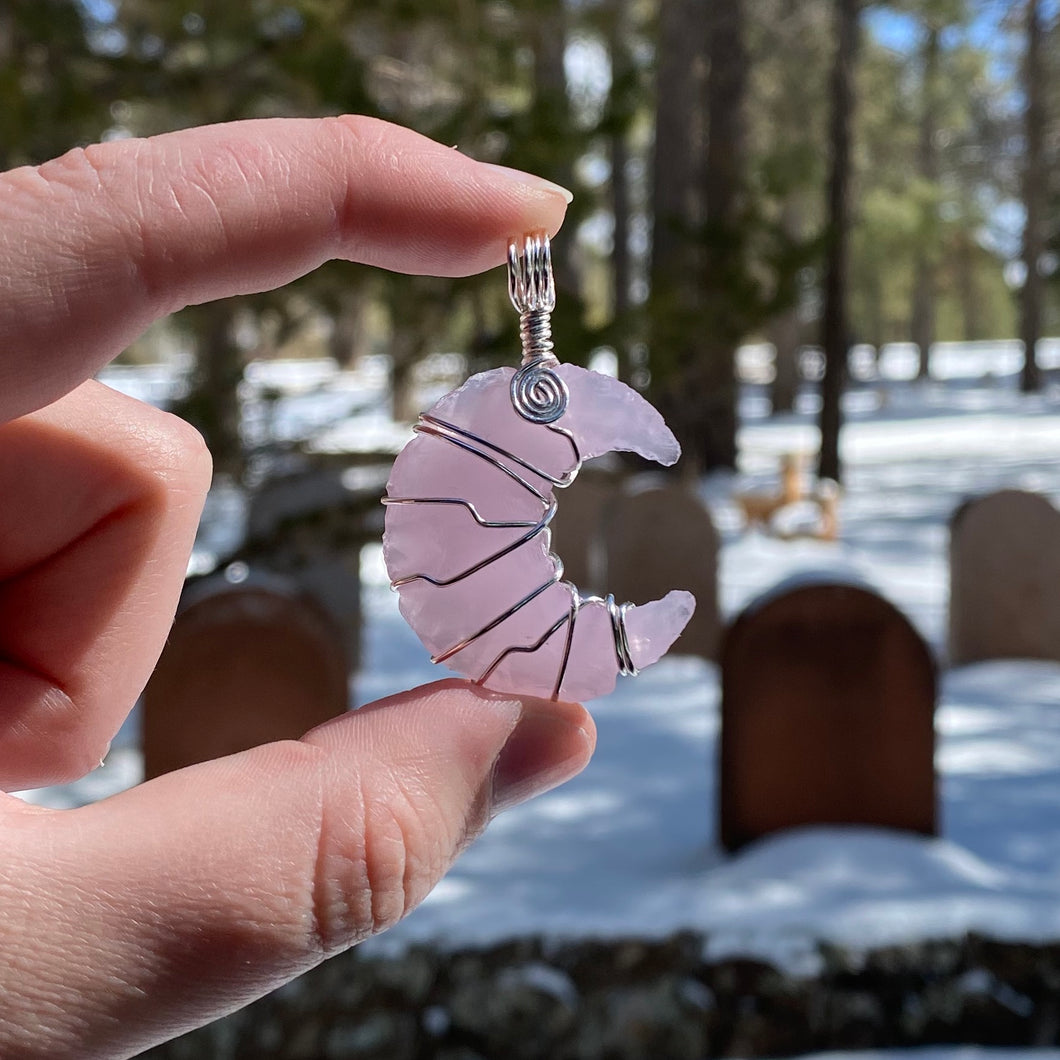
[[0, 116, 594, 1059]]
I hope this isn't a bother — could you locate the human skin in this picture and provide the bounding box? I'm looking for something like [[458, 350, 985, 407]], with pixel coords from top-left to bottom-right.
[[0, 115, 594, 1058]]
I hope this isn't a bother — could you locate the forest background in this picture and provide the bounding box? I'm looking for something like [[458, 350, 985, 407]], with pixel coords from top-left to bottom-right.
[[3, 0, 1057, 482]]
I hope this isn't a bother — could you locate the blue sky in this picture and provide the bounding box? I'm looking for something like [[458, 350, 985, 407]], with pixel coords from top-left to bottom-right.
[[866, 1, 1058, 81]]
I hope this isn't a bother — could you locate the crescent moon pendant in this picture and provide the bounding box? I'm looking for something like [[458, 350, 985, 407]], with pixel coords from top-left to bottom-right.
[[382, 363, 696, 702], [381, 234, 695, 703]]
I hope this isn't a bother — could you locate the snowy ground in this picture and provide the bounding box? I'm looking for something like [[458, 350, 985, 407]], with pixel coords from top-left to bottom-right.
[[20, 349, 1060, 981], [790, 1053, 1060, 1060]]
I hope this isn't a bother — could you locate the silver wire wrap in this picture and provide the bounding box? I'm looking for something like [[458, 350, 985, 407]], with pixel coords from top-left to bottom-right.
[[606, 595, 639, 677], [507, 233, 568, 424], [384, 232, 639, 699], [510, 362, 568, 424]]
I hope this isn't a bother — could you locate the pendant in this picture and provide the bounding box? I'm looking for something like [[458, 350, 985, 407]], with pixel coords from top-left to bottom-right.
[[382, 233, 695, 701]]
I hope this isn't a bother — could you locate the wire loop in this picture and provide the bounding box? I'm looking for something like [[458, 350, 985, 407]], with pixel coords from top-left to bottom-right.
[[507, 232, 567, 422], [386, 233, 639, 697]]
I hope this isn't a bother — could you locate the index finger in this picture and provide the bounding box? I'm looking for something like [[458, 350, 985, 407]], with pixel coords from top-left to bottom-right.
[[0, 116, 571, 424]]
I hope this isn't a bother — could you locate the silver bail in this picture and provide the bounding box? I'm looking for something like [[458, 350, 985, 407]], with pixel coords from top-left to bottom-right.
[[507, 232, 555, 314], [507, 232, 556, 365], [506, 232, 567, 424]]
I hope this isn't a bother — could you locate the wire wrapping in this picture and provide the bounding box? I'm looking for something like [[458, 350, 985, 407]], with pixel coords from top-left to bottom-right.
[[507, 232, 568, 423], [510, 359, 568, 424], [383, 414, 639, 695], [382, 232, 639, 699]]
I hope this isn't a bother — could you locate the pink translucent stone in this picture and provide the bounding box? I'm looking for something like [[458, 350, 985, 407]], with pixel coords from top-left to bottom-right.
[[383, 365, 696, 701]]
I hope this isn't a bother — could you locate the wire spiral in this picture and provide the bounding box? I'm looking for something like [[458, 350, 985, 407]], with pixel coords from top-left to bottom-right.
[[507, 232, 567, 423], [383, 231, 640, 699], [510, 358, 568, 424]]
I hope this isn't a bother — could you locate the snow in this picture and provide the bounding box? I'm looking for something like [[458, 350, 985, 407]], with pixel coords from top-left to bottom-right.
[[22, 350, 1060, 978], [790, 1052, 1060, 1060]]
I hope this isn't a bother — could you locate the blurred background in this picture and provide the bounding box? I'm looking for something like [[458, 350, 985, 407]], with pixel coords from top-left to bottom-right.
[[7, 1, 1060, 1058], [5, 0, 1057, 479]]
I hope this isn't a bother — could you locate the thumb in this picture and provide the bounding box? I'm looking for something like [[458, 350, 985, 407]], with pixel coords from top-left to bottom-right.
[[0, 680, 595, 1059]]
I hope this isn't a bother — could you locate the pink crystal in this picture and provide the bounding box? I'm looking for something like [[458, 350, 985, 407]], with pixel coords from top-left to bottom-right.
[[383, 365, 696, 701]]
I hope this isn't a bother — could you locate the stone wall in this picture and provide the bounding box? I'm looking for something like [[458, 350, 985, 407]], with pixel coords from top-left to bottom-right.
[[140, 933, 1060, 1059]]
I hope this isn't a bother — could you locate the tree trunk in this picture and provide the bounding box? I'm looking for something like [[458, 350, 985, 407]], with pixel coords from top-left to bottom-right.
[[0, 6, 16, 173], [390, 349, 419, 425], [328, 288, 371, 368], [650, 0, 705, 278], [649, 0, 745, 473], [956, 227, 983, 342], [818, 0, 861, 484], [390, 309, 427, 424], [533, 2, 576, 298], [696, 0, 746, 468], [1019, 0, 1045, 393], [770, 202, 805, 415], [867, 263, 885, 351], [388, 289, 446, 424], [180, 302, 243, 480], [912, 24, 940, 381], [610, 126, 633, 382], [608, 0, 634, 384], [648, 0, 711, 469], [769, 310, 801, 415]]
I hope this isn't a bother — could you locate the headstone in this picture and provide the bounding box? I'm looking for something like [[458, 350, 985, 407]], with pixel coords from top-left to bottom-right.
[[949, 489, 1060, 666], [247, 466, 361, 543], [245, 464, 383, 670], [604, 482, 720, 661], [142, 572, 349, 779], [548, 463, 623, 594], [720, 579, 937, 852]]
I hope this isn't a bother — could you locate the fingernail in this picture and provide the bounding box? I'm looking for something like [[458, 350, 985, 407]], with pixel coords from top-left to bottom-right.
[[478, 162, 574, 204], [491, 699, 594, 816]]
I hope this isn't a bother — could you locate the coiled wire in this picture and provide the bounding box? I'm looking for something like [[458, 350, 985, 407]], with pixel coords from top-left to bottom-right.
[[507, 233, 568, 424], [383, 231, 639, 698]]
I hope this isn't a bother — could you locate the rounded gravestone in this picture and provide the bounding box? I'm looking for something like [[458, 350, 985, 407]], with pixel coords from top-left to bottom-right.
[[720, 580, 937, 852], [604, 483, 720, 661], [142, 572, 349, 780], [246, 466, 374, 670], [949, 489, 1060, 666], [548, 464, 623, 595]]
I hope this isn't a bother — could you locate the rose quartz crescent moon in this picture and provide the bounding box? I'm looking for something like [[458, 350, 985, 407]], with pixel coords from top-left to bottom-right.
[[383, 364, 696, 701]]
